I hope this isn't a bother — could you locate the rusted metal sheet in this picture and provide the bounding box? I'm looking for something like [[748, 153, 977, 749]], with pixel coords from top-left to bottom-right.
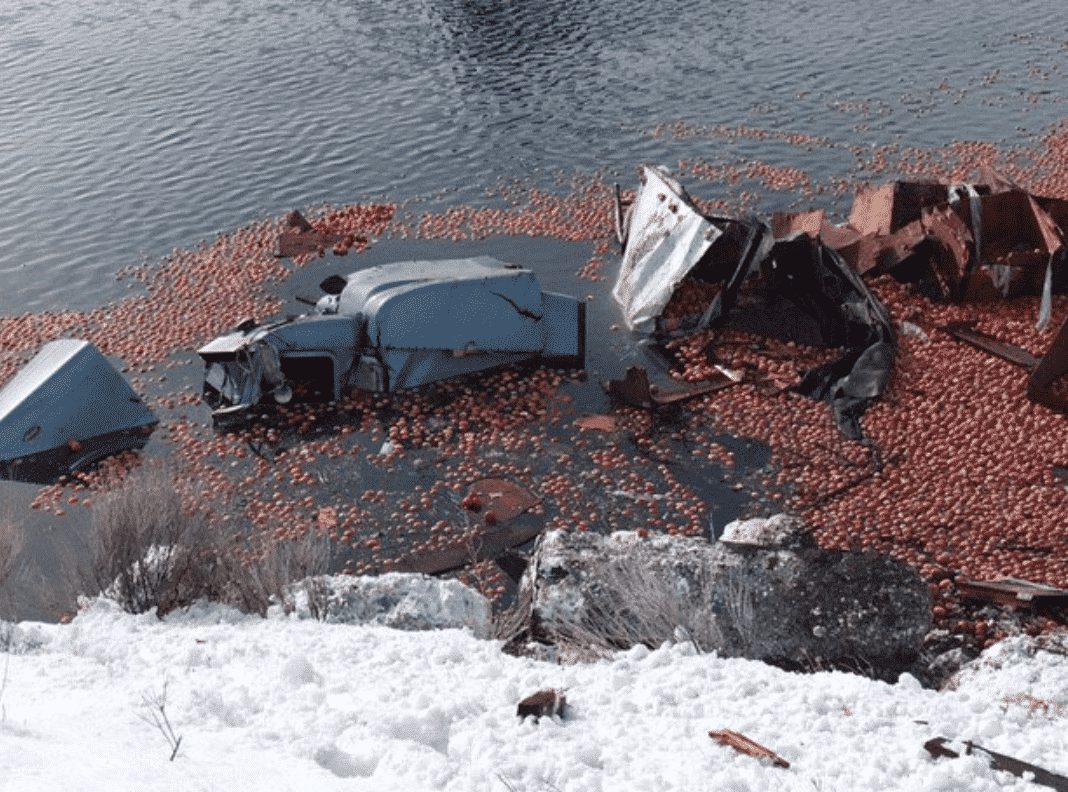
[[921, 206, 973, 299], [613, 168, 896, 439], [575, 414, 619, 432], [848, 181, 949, 238], [925, 737, 1068, 791], [957, 577, 1068, 609], [612, 166, 722, 333], [848, 183, 897, 237], [962, 190, 1064, 300], [465, 478, 539, 523], [709, 730, 790, 769], [517, 690, 566, 719], [940, 323, 1039, 370], [1028, 313, 1068, 411], [772, 209, 824, 239], [390, 522, 544, 576], [604, 365, 740, 410]]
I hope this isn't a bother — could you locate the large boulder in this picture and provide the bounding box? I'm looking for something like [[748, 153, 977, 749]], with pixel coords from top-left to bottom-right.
[[520, 515, 931, 675], [289, 573, 492, 638]]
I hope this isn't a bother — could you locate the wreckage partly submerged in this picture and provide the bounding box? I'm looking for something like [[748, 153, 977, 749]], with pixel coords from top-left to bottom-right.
[[199, 257, 585, 423], [0, 339, 157, 483], [613, 166, 895, 439]]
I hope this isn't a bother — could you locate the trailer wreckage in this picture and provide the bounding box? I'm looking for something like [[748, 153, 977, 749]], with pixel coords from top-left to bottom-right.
[[610, 165, 895, 440], [0, 340, 158, 483], [198, 257, 586, 423]]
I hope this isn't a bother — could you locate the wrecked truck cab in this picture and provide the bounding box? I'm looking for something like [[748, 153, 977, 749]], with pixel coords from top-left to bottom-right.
[[198, 257, 585, 423]]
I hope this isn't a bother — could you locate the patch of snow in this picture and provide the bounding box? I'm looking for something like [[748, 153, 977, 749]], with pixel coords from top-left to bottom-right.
[[1, 602, 1067, 790]]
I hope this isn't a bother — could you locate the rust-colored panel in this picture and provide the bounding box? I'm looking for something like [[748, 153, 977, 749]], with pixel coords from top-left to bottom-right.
[[772, 209, 824, 239], [1028, 314, 1068, 411], [709, 730, 790, 769], [957, 577, 1068, 609], [605, 365, 739, 410], [941, 323, 1038, 370], [848, 184, 896, 237]]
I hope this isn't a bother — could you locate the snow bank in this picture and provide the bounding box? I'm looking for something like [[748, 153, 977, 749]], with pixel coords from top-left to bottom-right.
[[1, 601, 1066, 791]]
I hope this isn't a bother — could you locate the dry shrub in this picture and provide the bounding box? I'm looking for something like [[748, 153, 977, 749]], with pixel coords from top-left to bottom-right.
[[87, 464, 332, 617], [524, 553, 756, 662], [0, 510, 23, 592]]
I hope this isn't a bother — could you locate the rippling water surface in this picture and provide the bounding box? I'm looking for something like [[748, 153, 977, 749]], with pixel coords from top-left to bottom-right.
[[0, 0, 1065, 312]]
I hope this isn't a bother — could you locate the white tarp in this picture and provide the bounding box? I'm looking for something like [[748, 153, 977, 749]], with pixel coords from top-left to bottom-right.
[[612, 165, 722, 332]]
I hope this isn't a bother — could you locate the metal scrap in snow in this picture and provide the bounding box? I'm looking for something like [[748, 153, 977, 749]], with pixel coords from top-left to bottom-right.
[[924, 737, 1068, 791], [709, 730, 790, 769]]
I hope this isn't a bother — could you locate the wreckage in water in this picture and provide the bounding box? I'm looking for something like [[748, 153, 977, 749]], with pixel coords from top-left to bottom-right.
[[199, 257, 585, 423], [0, 339, 157, 483], [612, 165, 895, 439]]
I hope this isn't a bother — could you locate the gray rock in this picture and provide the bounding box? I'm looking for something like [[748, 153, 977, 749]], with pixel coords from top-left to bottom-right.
[[519, 515, 931, 675], [289, 573, 492, 638]]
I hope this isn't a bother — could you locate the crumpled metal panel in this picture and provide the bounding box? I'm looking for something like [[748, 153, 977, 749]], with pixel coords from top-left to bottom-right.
[[612, 166, 722, 333], [0, 339, 156, 481], [771, 209, 824, 239]]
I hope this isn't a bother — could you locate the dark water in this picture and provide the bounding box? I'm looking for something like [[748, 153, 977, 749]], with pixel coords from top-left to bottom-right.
[[1, 0, 1066, 313]]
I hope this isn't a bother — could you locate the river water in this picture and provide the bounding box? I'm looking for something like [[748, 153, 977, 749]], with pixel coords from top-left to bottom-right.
[[1, 0, 1066, 314]]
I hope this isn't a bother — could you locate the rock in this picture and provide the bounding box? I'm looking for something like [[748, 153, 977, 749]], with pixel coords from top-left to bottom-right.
[[289, 573, 492, 638], [719, 513, 814, 549], [519, 515, 931, 676], [517, 689, 566, 719]]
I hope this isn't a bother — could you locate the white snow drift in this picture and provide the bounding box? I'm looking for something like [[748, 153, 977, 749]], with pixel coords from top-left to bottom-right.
[[0, 597, 1066, 791]]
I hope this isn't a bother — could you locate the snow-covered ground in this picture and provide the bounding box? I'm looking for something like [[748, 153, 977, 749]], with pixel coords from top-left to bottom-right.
[[1, 599, 1066, 792]]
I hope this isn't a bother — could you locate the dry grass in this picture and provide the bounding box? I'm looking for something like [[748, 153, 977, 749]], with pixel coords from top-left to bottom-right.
[[0, 509, 25, 616], [521, 552, 758, 661], [86, 463, 333, 617]]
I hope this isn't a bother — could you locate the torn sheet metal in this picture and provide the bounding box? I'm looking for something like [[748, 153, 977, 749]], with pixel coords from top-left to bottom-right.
[[1028, 313, 1068, 412], [0, 340, 157, 483], [612, 167, 895, 438], [956, 577, 1068, 609], [612, 165, 722, 333], [771, 209, 824, 239], [704, 232, 895, 439], [199, 257, 585, 424], [925, 737, 1068, 791], [709, 730, 790, 769], [604, 364, 740, 410], [940, 323, 1039, 370], [848, 181, 951, 238], [958, 190, 1064, 300], [941, 317, 1068, 414]]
